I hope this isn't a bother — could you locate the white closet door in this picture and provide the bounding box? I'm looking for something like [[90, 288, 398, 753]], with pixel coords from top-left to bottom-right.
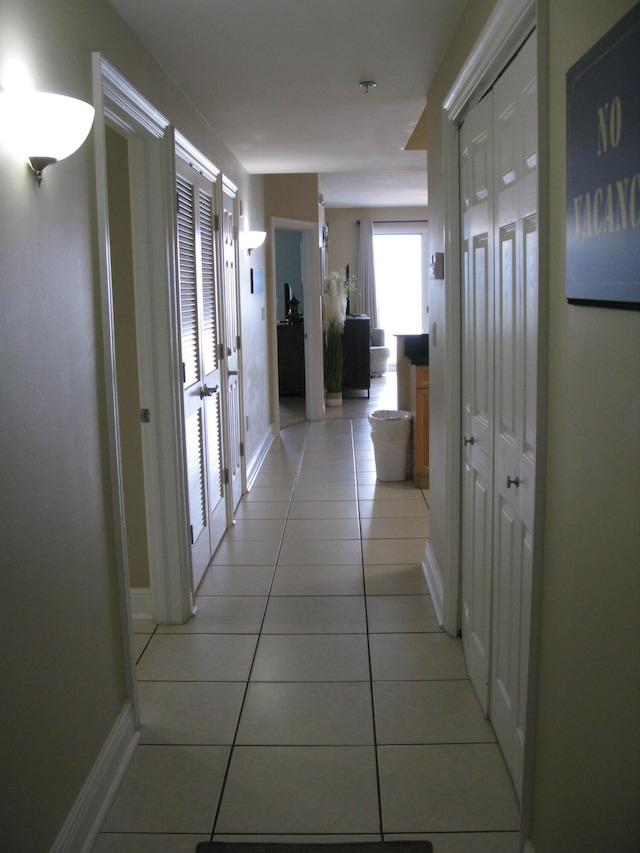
[[460, 92, 495, 715], [459, 30, 538, 799], [220, 179, 245, 513], [490, 30, 538, 798], [176, 162, 226, 591]]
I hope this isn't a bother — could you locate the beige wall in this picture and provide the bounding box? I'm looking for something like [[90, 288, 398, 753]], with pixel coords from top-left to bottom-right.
[[427, 1, 640, 850], [0, 1, 268, 849], [107, 126, 150, 589], [264, 173, 320, 223], [531, 1, 640, 850], [325, 206, 428, 278]]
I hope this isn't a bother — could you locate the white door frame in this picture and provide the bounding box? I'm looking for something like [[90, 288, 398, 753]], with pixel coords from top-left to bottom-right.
[[435, 0, 542, 843], [435, 0, 537, 637], [93, 55, 194, 627], [269, 217, 325, 427]]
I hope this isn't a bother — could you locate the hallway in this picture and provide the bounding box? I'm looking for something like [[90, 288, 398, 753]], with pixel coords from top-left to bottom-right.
[[94, 376, 520, 853]]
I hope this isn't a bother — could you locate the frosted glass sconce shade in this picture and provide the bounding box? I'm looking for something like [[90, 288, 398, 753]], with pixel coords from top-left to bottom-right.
[[0, 91, 95, 185], [239, 230, 267, 253]]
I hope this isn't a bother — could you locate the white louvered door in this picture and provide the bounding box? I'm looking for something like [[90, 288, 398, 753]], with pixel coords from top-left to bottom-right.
[[176, 161, 226, 591]]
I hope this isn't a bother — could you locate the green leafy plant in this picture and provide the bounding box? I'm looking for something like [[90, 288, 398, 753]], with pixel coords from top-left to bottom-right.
[[322, 269, 356, 394], [323, 321, 344, 393]]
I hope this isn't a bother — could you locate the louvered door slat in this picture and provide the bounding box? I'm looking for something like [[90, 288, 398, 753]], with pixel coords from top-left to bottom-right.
[[200, 191, 218, 376], [185, 408, 206, 541], [177, 176, 199, 388]]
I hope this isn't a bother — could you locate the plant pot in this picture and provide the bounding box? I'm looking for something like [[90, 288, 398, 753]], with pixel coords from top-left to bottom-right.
[[326, 391, 342, 407]]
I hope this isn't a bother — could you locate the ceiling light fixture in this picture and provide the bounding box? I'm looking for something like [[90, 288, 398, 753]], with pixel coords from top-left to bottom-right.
[[0, 90, 95, 185], [359, 81, 377, 93]]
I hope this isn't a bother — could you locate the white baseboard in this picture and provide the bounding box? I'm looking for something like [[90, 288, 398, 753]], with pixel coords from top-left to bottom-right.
[[423, 541, 444, 628], [245, 425, 277, 491], [129, 587, 152, 621], [51, 701, 139, 853]]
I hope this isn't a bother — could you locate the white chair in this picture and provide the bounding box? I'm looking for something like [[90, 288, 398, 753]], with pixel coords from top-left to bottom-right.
[[370, 328, 391, 376]]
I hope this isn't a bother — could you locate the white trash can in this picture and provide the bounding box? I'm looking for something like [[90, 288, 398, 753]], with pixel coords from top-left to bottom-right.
[[368, 409, 412, 482]]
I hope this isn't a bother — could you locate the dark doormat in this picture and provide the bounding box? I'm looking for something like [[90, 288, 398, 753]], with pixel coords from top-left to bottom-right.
[[196, 844, 433, 853]]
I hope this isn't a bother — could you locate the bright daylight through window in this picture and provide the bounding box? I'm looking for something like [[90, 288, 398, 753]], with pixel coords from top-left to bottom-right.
[[373, 225, 427, 366]]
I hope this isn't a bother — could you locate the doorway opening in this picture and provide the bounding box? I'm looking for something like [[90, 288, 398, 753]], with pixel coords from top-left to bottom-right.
[[275, 228, 306, 428], [270, 218, 323, 430], [373, 222, 429, 367]]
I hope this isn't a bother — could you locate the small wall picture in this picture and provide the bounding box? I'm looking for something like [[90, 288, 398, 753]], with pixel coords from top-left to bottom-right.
[[251, 268, 264, 294]]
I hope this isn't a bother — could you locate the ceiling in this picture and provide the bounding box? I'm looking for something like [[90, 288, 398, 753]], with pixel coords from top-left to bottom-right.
[[107, 0, 467, 207]]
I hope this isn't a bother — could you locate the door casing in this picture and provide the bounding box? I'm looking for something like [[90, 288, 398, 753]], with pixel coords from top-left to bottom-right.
[[269, 217, 324, 428]]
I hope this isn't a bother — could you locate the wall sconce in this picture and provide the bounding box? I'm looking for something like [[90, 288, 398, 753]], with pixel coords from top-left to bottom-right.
[[239, 230, 266, 255], [0, 91, 95, 185]]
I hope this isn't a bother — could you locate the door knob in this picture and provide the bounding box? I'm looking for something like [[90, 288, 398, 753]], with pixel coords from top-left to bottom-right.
[[199, 384, 219, 398], [506, 475, 521, 489], [464, 436, 475, 446]]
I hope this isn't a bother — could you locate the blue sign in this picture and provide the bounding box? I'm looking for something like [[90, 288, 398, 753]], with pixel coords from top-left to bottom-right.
[[566, 2, 640, 309]]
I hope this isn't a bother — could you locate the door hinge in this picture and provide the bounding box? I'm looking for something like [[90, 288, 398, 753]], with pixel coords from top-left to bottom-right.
[[214, 213, 220, 232], [140, 408, 151, 423], [190, 524, 194, 545], [240, 442, 245, 458], [218, 343, 225, 360], [223, 468, 229, 485], [236, 334, 242, 351], [182, 362, 186, 383]]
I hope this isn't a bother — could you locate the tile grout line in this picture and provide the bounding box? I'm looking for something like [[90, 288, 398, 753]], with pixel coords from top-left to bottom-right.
[[207, 421, 311, 840], [352, 417, 386, 841]]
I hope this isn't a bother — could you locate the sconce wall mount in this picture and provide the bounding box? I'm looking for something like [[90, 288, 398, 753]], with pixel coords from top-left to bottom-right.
[[0, 90, 95, 185], [239, 230, 267, 255]]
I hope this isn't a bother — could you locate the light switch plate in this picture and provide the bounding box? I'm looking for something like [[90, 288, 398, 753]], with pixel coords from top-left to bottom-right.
[[430, 252, 444, 279]]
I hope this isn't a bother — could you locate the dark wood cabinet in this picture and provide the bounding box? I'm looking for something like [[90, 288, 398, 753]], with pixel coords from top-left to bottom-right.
[[277, 322, 305, 394], [277, 315, 370, 397], [342, 315, 370, 396]]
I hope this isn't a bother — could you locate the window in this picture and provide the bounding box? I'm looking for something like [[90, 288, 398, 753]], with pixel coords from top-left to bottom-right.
[[373, 221, 428, 365]]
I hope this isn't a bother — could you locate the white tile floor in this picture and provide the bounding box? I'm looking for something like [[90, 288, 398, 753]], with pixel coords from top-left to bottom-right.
[[94, 375, 520, 853]]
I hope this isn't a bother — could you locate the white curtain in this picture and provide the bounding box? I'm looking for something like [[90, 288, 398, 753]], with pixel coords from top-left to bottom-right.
[[357, 219, 378, 327]]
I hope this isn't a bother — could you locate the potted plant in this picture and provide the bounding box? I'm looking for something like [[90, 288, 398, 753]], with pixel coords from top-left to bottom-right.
[[322, 269, 354, 405]]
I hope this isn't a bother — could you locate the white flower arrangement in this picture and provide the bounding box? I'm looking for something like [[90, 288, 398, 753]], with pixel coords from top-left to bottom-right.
[[322, 269, 355, 333]]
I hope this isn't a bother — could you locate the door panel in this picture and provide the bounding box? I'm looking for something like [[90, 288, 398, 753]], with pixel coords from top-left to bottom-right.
[[459, 30, 538, 799], [198, 187, 226, 553], [176, 164, 225, 590], [220, 182, 244, 512], [490, 31, 538, 799], [460, 93, 494, 714]]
